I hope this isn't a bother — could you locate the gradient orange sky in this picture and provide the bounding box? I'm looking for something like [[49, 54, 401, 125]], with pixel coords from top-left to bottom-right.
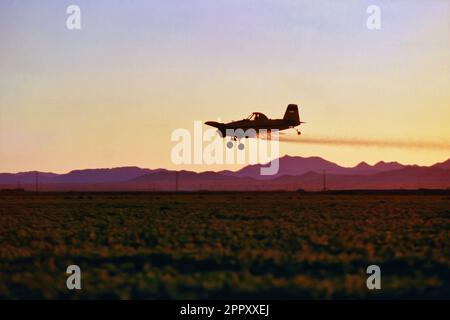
[[1, 0, 449, 173]]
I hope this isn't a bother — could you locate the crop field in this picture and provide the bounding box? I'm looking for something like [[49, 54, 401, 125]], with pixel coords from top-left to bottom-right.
[[0, 192, 449, 299]]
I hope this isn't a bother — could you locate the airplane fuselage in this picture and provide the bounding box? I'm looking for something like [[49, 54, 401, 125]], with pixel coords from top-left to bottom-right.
[[205, 104, 303, 143], [217, 118, 297, 135]]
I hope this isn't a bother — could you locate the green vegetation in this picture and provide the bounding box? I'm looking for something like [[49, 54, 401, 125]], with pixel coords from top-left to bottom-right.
[[0, 192, 449, 299]]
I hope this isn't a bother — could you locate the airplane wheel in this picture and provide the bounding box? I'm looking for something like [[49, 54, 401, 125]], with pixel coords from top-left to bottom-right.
[[238, 143, 245, 150], [226, 141, 234, 149]]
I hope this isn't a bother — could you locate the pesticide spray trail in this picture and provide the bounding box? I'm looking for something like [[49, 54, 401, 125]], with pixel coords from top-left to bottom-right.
[[278, 135, 450, 151]]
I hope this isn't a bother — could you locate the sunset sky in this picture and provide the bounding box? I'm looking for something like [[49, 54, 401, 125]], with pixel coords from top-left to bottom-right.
[[1, 0, 449, 173]]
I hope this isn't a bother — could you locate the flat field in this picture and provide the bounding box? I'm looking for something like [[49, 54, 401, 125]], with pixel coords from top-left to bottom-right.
[[0, 192, 449, 299]]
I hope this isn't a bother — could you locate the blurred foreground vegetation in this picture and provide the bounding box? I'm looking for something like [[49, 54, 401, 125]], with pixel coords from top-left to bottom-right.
[[0, 192, 449, 299]]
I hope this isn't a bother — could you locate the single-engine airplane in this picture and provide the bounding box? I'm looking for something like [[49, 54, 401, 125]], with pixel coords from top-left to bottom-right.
[[205, 104, 305, 149]]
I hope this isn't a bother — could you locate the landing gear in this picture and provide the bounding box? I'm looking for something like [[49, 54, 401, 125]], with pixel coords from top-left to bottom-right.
[[226, 137, 245, 150], [289, 126, 301, 135]]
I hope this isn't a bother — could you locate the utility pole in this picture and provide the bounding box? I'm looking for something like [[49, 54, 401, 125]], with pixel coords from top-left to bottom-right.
[[322, 169, 327, 192], [35, 171, 39, 193]]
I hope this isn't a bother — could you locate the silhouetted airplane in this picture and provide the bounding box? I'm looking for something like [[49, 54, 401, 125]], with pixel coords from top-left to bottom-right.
[[205, 104, 304, 149]]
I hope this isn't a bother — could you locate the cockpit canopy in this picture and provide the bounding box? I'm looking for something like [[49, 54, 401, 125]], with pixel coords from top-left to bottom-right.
[[246, 112, 268, 121]]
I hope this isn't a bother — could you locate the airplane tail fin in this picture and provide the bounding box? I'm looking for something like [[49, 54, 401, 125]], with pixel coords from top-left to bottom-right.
[[283, 104, 300, 125]]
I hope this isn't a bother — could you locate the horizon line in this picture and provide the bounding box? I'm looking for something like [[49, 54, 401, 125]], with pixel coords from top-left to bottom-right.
[[1, 154, 449, 175]]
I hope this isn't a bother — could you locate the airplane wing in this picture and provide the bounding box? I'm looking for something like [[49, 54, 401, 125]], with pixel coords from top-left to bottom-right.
[[204, 121, 222, 128]]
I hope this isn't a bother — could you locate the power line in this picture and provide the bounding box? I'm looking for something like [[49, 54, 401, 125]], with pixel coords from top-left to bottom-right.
[[35, 171, 39, 193], [322, 169, 327, 192]]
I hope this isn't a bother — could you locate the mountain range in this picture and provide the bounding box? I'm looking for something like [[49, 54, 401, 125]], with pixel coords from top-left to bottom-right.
[[1, 156, 449, 191]]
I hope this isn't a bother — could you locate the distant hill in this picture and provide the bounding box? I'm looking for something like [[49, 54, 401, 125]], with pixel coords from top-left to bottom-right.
[[0, 167, 160, 184], [50, 167, 159, 184], [271, 166, 450, 190], [221, 155, 407, 179], [351, 160, 404, 175], [0, 172, 58, 184], [221, 155, 347, 178], [130, 170, 239, 183], [432, 159, 450, 170], [1, 156, 449, 191]]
